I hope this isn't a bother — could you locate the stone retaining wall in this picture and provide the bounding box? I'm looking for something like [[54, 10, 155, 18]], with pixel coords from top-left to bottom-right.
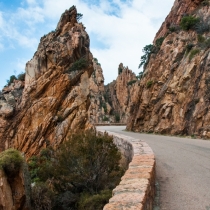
[[94, 123, 127, 126], [97, 129, 155, 210]]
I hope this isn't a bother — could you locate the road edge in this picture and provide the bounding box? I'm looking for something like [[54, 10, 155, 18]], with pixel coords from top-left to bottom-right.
[[97, 129, 156, 210]]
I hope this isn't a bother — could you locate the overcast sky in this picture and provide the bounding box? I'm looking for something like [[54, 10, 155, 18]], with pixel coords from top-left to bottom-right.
[[0, 0, 174, 88]]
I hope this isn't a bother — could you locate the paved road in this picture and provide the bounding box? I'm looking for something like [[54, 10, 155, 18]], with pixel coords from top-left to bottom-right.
[[97, 126, 210, 210]]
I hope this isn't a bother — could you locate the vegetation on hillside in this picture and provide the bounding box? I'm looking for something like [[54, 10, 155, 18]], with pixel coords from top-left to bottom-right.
[[29, 130, 124, 210]]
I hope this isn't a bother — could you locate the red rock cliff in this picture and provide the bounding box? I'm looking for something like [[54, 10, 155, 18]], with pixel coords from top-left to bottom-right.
[[127, 0, 210, 138], [0, 6, 94, 157]]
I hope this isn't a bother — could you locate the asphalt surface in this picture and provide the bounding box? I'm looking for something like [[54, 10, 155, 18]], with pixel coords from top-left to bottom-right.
[[97, 126, 210, 210]]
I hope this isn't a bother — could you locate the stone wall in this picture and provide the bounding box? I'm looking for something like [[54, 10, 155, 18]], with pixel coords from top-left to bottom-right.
[[97, 129, 155, 210]]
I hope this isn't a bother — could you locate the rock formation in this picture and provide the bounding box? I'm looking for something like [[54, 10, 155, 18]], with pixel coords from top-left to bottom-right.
[[88, 62, 138, 124], [104, 63, 139, 123], [155, 0, 203, 41], [0, 6, 94, 157], [88, 58, 107, 123], [127, 0, 210, 138]]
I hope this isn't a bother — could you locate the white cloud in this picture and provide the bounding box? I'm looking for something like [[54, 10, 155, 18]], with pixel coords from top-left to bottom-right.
[[17, 6, 44, 25], [0, 0, 175, 86]]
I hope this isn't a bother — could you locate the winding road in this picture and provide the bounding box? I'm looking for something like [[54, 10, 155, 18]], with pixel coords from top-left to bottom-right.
[[97, 126, 210, 210]]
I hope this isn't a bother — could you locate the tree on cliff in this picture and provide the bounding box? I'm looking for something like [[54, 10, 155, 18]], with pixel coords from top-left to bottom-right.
[[138, 44, 154, 69]]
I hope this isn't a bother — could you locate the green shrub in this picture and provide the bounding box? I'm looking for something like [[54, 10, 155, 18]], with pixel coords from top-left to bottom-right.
[[102, 116, 109, 121], [6, 75, 17, 86], [189, 48, 200, 61], [197, 34, 205, 43], [185, 43, 194, 54], [102, 102, 107, 113], [127, 80, 137, 86], [115, 113, 120, 122], [146, 80, 153, 89], [155, 37, 165, 48], [31, 182, 53, 210], [180, 15, 199, 31], [67, 58, 88, 73], [29, 130, 123, 209], [28, 148, 55, 183], [17, 72, 25, 81], [0, 149, 24, 175], [78, 190, 112, 210]]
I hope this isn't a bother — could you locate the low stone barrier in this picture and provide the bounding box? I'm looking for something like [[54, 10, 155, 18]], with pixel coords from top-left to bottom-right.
[[94, 123, 127, 126], [97, 129, 155, 210]]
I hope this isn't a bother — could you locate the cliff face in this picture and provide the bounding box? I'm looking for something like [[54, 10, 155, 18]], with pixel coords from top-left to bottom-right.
[[0, 6, 94, 157], [155, 0, 203, 41], [88, 58, 106, 123], [104, 64, 139, 123], [127, 0, 210, 137], [88, 62, 138, 124]]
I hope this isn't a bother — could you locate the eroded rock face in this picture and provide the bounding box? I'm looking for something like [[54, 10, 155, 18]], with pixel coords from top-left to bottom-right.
[[0, 6, 94, 157], [88, 62, 138, 124], [127, 1, 210, 137], [155, 0, 203, 41], [88, 59, 106, 123], [105, 64, 138, 123]]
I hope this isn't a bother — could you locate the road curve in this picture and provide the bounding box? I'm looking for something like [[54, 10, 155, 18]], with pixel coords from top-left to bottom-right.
[[97, 126, 210, 210]]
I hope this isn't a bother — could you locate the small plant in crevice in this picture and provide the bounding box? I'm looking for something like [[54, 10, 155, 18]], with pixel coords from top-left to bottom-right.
[[127, 80, 137, 86], [146, 80, 153, 89], [185, 43, 194, 55], [102, 116, 109, 121], [115, 113, 120, 122], [155, 37, 165, 49], [66, 58, 88, 73], [189, 48, 200, 61], [197, 34, 205, 43], [102, 102, 107, 114]]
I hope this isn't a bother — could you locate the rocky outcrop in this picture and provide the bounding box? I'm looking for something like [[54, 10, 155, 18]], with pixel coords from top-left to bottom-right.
[[127, 0, 210, 138], [104, 64, 139, 123], [88, 62, 138, 124], [155, 0, 203, 41], [88, 58, 107, 123], [0, 6, 94, 157]]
